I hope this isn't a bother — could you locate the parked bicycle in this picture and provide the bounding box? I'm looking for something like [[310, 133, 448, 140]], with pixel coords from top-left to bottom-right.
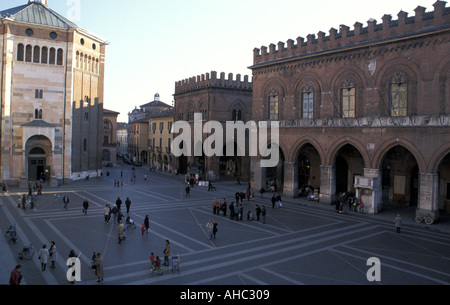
[[415, 214, 434, 225]]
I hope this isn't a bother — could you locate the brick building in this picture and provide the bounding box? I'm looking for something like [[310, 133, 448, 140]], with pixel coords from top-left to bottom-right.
[[0, 0, 107, 185], [249, 1, 450, 220], [173, 71, 253, 181]]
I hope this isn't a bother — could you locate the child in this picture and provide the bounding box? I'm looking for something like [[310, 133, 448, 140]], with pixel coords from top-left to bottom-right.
[[247, 211, 254, 221], [150, 252, 155, 265], [154, 256, 161, 267]]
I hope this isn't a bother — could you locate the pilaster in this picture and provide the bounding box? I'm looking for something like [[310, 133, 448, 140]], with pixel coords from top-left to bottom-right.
[[320, 165, 335, 204], [283, 162, 298, 198], [417, 173, 440, 221]]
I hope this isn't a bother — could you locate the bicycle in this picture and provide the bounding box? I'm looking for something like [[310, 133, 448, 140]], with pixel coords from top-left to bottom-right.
[[18, 243, 35, 260], [415, 214, 434, 225], [5, 225, 18, 244], [357, 203, 366, 214], [150, 264, 163, 275]]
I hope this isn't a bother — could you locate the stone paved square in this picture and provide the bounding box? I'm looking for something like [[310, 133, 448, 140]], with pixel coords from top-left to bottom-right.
[[1, 165, 450, 287]]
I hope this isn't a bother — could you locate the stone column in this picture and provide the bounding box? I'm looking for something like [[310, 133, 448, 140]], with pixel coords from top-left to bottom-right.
[[283, 162, 298, 198], [320, 165, 335, 204], [417, 173, 440, 221], [250, 158, 266, 192], [358, 168, 383, 214]]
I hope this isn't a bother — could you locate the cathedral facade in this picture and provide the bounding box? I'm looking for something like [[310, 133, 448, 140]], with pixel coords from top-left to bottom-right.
[[0, 0, 107, 186], [249, 2, 450, 219]]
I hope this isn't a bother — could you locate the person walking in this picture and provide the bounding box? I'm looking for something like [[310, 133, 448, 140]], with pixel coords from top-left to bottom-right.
[[125, 197, 132, 214], [261, 205, 266, 224], [185, 185, 190, 197], [229, 201, 235, 220], [143, 215, 150, 235], [104, 204, 111, 224], [38, 244, 49, 271], [271, 194, 276, 208], [212, 198, 217, 215], [206, 220, 214, 240], [21, 194, 27, 211], [9, 265, 22, 285], [394, 214, 402, 233], [163, 240, 170, 266], [2, 181, 8, 194], [115, 197, 122, 211], [212, 220, 218, 239], [117, 221, 125, 243], [255, 205, 262, 221], [49, 241, 56, 269], [234, 203, 240, 221], [94, 252, 104, 282], [111, 204, 118, 223], [82, 198, 89, 215], [63, 194, 69, 210], [117, 209, 124, 223], [30, 192, 36, 210], [276, 193, 282, 208]]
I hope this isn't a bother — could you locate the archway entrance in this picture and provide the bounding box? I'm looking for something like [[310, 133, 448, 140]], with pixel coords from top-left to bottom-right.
[[296, 143, 321, 195], [381, 145, 419, 206], [25, 136, 52, 183], [265, 146, 285, 192], [29, 148, 46, 181], [335, 144, 364, 194]]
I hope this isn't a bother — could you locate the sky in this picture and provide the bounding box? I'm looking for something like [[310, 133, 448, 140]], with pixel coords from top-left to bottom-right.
[[1, 0, 440, 122]]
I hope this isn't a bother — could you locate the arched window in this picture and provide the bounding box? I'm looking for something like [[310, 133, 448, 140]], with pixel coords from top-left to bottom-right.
[[341, 78, 355, 118], [25, 45, 33, 62], [232, 109, 242, 122], [17, 44, 24, 61], [41, 47, 48, 64], [33, 46, 40, 63], [75, 51, 79, 68], [268, 88, 279, 120], [34, 109, 43, 119], [389, 72, 408, 117], [301, 83, 314, 119], [49, 48, 56, 65], [57, 48, 63, 65]]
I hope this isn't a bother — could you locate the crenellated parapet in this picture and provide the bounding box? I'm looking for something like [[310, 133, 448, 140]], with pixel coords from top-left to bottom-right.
[[252, 1, 450, 66], [175, 71, 252, 95]]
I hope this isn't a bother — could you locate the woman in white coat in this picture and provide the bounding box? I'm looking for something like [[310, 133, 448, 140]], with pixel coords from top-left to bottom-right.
[[38, 244, 49, 271]]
